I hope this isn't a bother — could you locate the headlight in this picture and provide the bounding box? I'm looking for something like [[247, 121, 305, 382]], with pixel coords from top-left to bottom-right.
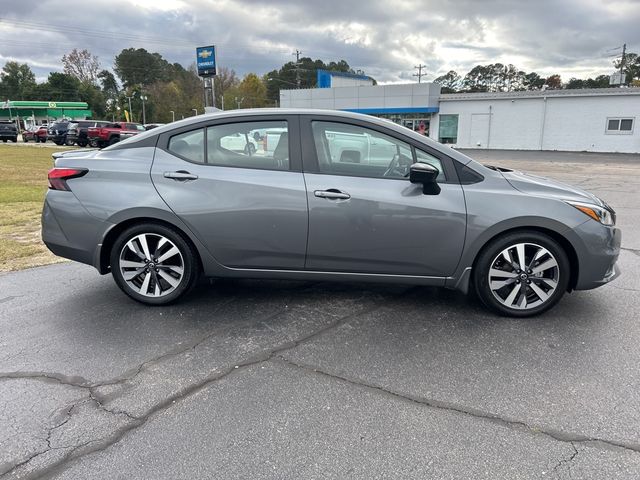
[[566, 201, 615, 226]]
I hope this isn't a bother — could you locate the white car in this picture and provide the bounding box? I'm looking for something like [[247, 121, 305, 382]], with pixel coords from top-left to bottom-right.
[[220, 132, 258, 155]]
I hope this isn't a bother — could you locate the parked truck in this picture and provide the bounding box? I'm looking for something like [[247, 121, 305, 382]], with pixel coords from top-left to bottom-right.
[[87, 122, 146, 148]]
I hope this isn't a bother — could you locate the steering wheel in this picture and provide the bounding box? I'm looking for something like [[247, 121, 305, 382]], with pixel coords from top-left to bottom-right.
[[383, 153, 411, 177]]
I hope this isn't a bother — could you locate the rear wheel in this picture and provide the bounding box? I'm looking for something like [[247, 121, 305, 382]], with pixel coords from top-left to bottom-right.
[[65, 138, 75, 146], [110, 223, 199, 305], [244, 143, 256, 155], [474, 231, 570, 317], [108, 136, 119, 146]]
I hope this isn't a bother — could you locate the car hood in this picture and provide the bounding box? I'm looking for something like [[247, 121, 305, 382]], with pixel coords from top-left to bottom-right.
[[488, 165, 605, 206]]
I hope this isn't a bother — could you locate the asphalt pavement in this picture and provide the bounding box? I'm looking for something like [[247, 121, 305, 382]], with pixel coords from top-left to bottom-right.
[[1, 150, 640, 479]]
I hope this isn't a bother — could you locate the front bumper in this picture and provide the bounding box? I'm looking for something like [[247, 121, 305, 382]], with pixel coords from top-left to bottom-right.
[[47, 134, 66, 143], [571, 220, 621, 290]]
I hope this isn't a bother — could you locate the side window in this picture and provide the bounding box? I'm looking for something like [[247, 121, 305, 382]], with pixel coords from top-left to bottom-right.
[[312, 121, 413, 179], [206, 121, 288, 170], [414, 149, 446, 181], [168, 129, 205, 163]]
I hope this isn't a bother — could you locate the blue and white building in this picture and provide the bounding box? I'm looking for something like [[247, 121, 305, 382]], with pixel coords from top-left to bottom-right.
[[279, 70, 640, 153]]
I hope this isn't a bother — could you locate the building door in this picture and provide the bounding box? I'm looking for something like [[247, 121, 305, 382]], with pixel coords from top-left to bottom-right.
[[469, 113, 490, 148]]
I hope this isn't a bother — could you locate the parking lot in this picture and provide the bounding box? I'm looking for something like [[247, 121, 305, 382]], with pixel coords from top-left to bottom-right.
[[1, 149, 639, 479]]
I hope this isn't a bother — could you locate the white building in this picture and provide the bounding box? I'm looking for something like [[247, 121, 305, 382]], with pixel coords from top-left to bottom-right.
[[279, 71, 640, 153], [434, 88, 640, 153]]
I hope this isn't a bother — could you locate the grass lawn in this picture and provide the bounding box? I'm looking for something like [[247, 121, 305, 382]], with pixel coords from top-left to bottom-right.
[[0, 144, 75, 272]]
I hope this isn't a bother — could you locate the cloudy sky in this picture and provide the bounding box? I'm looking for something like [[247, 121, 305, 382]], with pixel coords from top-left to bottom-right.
[[1, 0, 638, 84]]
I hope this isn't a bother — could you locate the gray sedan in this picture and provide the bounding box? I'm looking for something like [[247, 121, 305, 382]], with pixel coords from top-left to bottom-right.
[[42, 109, 620, 316]]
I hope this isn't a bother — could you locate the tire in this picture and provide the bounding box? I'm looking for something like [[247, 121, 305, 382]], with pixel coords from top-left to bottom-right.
[[2, 139, 6, 143], [244, 143, 256, 155], [89, 139, 98, 148], [53, 140, 63, 146], [108, 136, 119, 146], [12, 137, 17, 143], [65, 138, 75, 146], [23, 136, 28, 143], [78, 140, 88, 147], [110, 223, 200, 305], [473, 231, 570, 317]]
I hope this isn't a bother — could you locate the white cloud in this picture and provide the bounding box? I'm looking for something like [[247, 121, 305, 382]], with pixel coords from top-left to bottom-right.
[[0, 0, 638, 83]]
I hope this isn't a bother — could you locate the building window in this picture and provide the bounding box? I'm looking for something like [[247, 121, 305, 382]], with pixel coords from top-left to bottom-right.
[[606, 117, 634, 134], [439, 114, 458, 144]]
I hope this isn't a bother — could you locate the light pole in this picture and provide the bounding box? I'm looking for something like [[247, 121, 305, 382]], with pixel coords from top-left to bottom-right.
[[192, 108, 198, 116], [170, 110, 175, 122], [140, 95, 148, 124], [125, 93, 135, 122]]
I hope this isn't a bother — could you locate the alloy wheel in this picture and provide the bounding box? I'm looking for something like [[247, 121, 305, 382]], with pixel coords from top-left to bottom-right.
[[487, 242, 560, 310], [119, 233, 185, 297]]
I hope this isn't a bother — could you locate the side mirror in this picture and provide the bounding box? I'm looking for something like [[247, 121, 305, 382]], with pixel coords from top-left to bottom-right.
[[409, 163, 441, 195]]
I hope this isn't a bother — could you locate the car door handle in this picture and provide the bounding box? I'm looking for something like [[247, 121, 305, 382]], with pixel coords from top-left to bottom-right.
[[163, 171, 198, 181], [314, 189, 351, 200]]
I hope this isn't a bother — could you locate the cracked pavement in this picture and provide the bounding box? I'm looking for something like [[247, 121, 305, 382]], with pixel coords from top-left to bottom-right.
[[1, 150, 640, 479]]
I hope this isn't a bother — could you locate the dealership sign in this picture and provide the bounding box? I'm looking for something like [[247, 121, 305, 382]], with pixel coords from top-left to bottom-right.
[[196, 46, 216, 77]]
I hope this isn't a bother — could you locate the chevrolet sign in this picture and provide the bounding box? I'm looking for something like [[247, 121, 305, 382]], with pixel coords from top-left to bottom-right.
[[196, 46, 216, 77]]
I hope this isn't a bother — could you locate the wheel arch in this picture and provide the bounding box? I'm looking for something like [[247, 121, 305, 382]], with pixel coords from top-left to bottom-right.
[[98, 216, 204, 275], [470, 225, 580, 292]]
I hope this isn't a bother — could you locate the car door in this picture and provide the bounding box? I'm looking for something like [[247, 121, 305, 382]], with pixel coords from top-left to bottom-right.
[[151, 115, 308, 270], [301, 116, 467, 277]]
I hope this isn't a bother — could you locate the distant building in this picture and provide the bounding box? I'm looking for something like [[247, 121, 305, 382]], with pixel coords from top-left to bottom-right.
[[0, 101, 92, 126], [279, 77, 640, 153]]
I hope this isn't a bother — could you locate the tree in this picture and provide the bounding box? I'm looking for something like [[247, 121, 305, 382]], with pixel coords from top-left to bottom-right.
[[237, 73, 267, 108], [213, 67, 239, 109], [0, 61, 36, 100], [523, 72, 545, 90], [545, 74, 562, 89], [62, 49, 100, 84], [114, 48, 170, 88], [565, 78, 585, 89], [45, 72, 81, 101], [434, 70, 460, 93]]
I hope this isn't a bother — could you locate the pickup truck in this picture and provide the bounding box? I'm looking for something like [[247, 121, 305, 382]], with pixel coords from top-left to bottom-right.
[[87, 122, 146, 148]]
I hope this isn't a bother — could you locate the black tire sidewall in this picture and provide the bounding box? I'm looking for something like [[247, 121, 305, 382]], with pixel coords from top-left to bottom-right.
[[110, 223, 199, 305], [474, 231, 570, 317]]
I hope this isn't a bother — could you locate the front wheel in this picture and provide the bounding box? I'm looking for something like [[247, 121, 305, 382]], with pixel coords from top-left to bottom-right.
[[110, 223, 199, 305], [473, 231, 570, 317]]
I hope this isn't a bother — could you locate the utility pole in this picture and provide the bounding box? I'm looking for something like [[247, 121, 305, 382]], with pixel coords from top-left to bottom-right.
[[620, 43, 627, 75], [413, 64, 427, 83], [293, 49, 302, 89]]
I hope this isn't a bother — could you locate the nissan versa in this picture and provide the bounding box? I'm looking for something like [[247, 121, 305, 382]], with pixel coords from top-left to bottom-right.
[[42, 109, 621, 317]]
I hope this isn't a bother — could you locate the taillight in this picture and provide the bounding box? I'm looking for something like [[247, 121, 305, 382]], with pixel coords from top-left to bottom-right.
[[48, 168, 88, 191]]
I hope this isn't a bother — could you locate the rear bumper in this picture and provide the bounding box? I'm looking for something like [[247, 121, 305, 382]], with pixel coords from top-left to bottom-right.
[[41, 191, 105, 270]]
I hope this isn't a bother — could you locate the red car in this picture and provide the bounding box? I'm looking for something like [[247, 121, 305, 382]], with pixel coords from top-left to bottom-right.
[[23, 125, 48, 143], [87, 122, 145, 148]]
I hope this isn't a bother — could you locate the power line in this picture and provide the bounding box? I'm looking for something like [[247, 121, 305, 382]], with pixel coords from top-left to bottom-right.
[[413, 64, 427, 83]]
